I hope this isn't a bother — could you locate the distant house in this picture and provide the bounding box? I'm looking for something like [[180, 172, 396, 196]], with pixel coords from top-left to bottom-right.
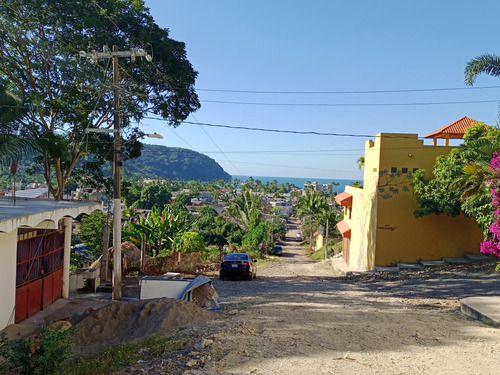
[[335, 117, 484, 271], [200, 191, 213, 203], [269, 200, 293, 216], [303, 182, 332, 195], [0, 197, 101, 330]]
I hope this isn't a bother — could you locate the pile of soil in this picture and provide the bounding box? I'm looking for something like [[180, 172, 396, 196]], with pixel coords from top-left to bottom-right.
[[71, 298, 218, 356]]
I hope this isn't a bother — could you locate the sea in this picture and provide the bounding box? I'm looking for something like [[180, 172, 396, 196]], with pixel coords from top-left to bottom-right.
[[232, 175, 358, 194]]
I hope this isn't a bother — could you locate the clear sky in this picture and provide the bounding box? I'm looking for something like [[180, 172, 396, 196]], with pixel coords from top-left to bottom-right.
[[140, 0, 500, 180]]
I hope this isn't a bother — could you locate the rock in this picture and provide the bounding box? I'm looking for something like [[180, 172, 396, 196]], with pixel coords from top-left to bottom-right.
[[186, 359, 198, 367], [201, 339, 214, 349], [228, 309, 239, 315], [50, 320, 72, 330]]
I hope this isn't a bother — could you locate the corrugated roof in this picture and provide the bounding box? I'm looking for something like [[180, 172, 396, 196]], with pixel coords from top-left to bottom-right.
[[424, 116, 482, 139]]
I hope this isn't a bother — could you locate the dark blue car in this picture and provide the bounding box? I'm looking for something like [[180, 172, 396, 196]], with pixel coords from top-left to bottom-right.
[[219, 253, 257, 280]]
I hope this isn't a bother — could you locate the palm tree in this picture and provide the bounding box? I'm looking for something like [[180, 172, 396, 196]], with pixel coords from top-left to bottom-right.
[[295, 190, 328, 248], [464, 54, 500, 85], [356, 156, 365, 171], [223, 189, 262, 232], [0, 82, 38, 167], [0, 135, 39, 168]]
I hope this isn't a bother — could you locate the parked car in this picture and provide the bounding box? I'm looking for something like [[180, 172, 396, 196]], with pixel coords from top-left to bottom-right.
[[274, 245, 283, 256], [296, 232, 302, 240], [219, 252, 257, 280]]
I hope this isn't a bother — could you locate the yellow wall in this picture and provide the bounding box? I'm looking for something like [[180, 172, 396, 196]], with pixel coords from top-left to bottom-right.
[[345, 133, 483, 270]]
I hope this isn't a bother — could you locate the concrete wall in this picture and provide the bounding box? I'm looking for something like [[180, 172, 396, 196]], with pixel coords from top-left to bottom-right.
[[374, 133, 482, 265], [342, 133, 483, 271], [0, 230, 19, 329]]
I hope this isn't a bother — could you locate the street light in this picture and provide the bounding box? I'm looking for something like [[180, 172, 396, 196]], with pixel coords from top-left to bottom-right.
[[85, 128, 163, 139]]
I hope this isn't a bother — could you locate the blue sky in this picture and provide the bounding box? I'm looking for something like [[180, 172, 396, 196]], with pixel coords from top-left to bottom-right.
[[141, 0, 500, 180]]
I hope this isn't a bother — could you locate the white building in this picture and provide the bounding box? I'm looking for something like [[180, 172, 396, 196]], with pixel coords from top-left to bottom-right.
[[0, 197, 101, 330], [303, 181, 332, 195]]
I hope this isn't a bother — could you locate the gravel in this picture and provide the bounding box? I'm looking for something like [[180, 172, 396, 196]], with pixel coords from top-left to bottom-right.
[[117, 220, 500, 375]]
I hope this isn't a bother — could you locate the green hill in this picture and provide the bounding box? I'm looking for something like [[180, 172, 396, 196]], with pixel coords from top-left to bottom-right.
[[123, 144, 231, 181]]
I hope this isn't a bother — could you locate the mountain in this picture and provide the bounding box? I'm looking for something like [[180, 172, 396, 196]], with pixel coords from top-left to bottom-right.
[[123, 144, 231, 181]]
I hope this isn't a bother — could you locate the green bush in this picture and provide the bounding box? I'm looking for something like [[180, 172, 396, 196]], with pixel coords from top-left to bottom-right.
[[0, 326, 71, 375]]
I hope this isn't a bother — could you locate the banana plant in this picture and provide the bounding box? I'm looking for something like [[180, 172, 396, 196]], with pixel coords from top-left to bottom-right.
[[123, 205, 194, 256]]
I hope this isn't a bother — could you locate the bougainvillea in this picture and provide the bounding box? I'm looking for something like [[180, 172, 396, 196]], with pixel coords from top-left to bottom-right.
[[480, 152, 500, 258]]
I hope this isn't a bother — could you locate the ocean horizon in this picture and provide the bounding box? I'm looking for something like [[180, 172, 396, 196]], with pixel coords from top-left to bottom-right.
[[232, 175, 361, 194]]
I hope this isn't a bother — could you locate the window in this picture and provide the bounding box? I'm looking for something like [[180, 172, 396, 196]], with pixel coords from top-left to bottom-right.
[[413, 168, 419, 173], [390, 167, 397, 173], [402, 167, 408, 173]]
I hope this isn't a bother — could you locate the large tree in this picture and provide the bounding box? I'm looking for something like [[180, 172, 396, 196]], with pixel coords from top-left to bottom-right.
[[0, 0, 200, 199], [412, 123, 498, 234]]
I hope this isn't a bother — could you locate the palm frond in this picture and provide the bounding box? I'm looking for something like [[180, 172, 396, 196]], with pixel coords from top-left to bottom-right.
[[464, 54, 500, 85]]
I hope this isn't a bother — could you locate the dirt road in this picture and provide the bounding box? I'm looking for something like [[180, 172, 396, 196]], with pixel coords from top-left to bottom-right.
[[123, 218, 500, 375], [190, 219, 500, 375]]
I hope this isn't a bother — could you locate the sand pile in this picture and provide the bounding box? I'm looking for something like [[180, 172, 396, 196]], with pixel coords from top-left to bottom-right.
[[72, 298, 217, 355]]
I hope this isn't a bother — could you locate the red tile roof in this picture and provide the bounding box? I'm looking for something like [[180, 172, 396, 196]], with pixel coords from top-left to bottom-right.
[[335, 192, 352, 207], [336, 220, 351, 239], [424, 116, 482, 139]]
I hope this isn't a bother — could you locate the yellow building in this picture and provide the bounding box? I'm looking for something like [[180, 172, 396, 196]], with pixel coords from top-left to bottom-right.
[[335, 117, 484, 271]]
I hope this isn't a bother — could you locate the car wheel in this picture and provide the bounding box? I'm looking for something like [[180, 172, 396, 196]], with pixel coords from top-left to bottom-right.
[[219, 274, 224, 281]]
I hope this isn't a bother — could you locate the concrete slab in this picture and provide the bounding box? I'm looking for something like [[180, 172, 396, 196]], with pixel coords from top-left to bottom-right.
[[398, 263, 424, 270], [460, 296, 500, 326], [464, 254, 491, 262], [442, 257, 471, 264], [420, 260, 447, 267], [375, 266, 400, 273], [331, 256, 358, 275]]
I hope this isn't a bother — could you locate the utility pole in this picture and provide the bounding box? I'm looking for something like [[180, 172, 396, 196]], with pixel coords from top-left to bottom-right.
[[79, 45, 151, 300], [111, 45, 122, 300], [325, 217, 329, 260]]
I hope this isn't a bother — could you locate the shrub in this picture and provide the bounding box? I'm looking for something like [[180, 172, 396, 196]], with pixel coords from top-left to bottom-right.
[[0, 326, 71, 375]]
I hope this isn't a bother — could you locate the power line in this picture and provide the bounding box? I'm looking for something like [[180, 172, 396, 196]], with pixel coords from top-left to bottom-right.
[[212, 159, 358, 174], [2, 95, 499, 114], [201, 99, 500, 107], [191, 115, 243, 175], [144, 118, 371, 137], [145, 117, 479, 140], [196, 85, 500, 95]]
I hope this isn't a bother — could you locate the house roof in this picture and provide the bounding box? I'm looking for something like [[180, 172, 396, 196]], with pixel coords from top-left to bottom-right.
[[335, 192, 353, 207], [336, 220, 351, 239], [424, 116, 482, 139], [0, 198, 102, 233]]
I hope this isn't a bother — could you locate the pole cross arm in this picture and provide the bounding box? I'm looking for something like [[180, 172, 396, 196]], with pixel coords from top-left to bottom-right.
[[79, 47, 152, 63]]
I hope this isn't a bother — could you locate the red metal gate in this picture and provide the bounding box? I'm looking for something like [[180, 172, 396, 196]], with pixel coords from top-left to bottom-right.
[[15, 229, 65, 323]]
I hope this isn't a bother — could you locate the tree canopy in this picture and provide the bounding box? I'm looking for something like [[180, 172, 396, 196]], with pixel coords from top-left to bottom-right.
[[0, 0, 199, 199], [295, 190, 329, 246], [412, 123, 498, 234]]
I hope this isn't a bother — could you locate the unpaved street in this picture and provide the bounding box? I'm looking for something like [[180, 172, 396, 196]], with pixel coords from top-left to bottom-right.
[[192, 219, 500, 375], [122, 219, 500, 375]]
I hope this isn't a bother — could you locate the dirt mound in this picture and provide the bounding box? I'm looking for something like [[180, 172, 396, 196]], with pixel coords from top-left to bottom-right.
[[71, 298, 217, 356]]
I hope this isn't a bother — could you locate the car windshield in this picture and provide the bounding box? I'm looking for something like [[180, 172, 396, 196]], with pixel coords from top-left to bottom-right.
[[224, 253, 249, 261]]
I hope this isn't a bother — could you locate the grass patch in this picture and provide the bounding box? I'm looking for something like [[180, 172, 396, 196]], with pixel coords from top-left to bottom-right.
[[309, 247, 332, 261], [65, 334, 191, 374]]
